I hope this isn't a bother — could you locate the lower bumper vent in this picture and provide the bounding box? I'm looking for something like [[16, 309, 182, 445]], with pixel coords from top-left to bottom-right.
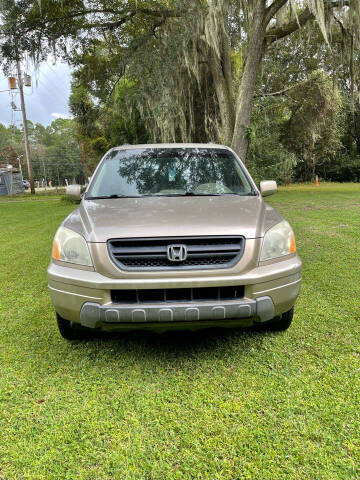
[[111, 285, 244, 304]]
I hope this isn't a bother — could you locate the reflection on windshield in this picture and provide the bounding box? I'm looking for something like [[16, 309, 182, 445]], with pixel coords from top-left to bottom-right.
[[86, 148, 254, 198]]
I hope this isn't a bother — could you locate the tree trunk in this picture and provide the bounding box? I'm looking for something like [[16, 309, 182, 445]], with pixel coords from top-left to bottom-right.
[[205, 0, 234, 145], [231, 0, 267, 161], [209, 42, 235, 145]]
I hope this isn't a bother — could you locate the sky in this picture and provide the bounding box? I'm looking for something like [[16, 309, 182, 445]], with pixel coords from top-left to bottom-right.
[[0, 61, 72, 127]]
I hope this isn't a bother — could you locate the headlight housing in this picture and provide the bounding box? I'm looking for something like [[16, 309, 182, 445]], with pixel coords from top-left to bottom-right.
[[260, 220, 296, 261], [52, 226, 93, 267]]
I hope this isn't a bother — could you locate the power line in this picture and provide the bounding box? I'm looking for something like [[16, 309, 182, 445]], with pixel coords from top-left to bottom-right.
[[26, 68, 66, 105], [27, 67, 72, 117], [29, 60, 71, 101]]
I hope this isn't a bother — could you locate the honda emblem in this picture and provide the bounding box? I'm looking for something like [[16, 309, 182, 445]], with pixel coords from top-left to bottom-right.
[[167, 244, 187, 262]]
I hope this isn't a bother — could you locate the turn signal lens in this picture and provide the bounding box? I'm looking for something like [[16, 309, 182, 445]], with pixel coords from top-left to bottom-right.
[[289, 234, 296, 254], [52, 240, 60, 260]]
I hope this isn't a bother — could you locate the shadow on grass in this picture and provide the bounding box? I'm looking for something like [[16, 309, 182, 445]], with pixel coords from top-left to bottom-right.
[[23, 310, 282, 368], [64, 323, 276, 361]]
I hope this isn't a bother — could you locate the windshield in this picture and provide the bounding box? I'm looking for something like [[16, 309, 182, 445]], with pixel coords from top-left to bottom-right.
[[86, 147, 254, 198]]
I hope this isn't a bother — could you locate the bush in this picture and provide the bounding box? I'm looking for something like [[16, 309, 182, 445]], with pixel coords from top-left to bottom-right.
[[319, 155, 360, 182]]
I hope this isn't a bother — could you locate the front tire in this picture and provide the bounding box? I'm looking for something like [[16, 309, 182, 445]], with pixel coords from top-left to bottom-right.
[[265, 307, 294, 331], [56, 313, 91, 340]]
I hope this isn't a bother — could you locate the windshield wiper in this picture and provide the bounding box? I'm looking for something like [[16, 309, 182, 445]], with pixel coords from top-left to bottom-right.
[[151, 192, 250, 197], [152, 192, 219, 197], [86, 194, 131, 199], [184, 192, 251, 196]]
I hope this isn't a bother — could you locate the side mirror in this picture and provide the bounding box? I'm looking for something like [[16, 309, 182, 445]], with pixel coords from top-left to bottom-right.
[[260, 180, 277, 197], [66, 184, 82, 201]]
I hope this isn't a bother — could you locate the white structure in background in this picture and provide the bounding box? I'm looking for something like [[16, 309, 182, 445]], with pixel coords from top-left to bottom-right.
[[0, 164, 24, 195]]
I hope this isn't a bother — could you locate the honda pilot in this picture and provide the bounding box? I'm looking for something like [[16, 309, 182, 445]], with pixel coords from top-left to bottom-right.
[[47, 144, 302, 339]]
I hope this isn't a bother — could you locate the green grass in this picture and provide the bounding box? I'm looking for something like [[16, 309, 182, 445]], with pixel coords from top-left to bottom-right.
[[0, 192, 64, 202], [0, 183, 359, 479]]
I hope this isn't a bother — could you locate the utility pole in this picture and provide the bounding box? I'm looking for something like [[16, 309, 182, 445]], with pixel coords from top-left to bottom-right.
[[16, 60, 35, 194], [17, 154, 23, 178]]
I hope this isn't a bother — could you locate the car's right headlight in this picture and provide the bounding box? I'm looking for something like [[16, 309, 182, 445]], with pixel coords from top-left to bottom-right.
[[52, 226, 93, 267], [260, 220, 296, 262]]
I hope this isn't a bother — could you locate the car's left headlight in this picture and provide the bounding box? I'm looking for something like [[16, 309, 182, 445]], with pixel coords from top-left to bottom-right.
[[260, 220, 296, 261], [52, 226, 93, 267]]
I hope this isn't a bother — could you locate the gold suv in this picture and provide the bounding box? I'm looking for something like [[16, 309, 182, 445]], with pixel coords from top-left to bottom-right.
[[48, 144, 302, 339]]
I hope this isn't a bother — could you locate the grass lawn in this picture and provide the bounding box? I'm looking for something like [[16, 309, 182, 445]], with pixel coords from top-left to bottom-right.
[[0, 183, 359, 479], [0, 191, 64, 203]]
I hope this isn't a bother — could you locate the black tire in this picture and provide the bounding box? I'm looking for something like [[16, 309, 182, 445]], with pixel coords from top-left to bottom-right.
[[56, 313, 92, 340], [265, 306, 294, 331]]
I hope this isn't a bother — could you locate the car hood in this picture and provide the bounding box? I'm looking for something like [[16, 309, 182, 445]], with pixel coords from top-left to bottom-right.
[[63, 195, 283, 242]]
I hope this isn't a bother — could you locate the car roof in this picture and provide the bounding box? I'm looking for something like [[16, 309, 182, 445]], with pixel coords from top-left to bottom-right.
[[109, 143, 233, 152]]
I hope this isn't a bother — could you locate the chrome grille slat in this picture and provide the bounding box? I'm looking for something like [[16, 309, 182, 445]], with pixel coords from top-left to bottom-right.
[[114, 254, 167, 260], [107, 236, 245, 271], [187, 245, 241, 252], [111, 246, 168, 254], [186, 252, 236, 259]]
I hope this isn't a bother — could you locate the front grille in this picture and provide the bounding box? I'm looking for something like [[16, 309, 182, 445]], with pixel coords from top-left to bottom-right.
[[111, 286, 245, 304], [107, 236, 245, 271]]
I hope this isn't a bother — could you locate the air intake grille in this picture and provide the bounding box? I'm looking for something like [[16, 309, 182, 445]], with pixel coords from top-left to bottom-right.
[[111, 286, 245, 304], [107, 236, 245, 271]]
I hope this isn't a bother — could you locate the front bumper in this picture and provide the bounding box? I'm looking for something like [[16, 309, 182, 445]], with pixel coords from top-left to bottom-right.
[[47, 254, 302, 331], [80, 296, 275, 328]]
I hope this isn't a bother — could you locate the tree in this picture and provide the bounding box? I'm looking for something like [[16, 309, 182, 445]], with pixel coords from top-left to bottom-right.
[[0, 0, 359, 163], [283, 70, 343, 179], [205, 0, 359, 159], [68, 79, 148, 174], [0, 119, 83, 185]]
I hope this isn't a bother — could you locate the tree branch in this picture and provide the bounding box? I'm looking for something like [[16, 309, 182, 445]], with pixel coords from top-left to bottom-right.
[[24, 6, 185, 34], [256, 82, 301, 97], [135, 7, 186, 18], [79, 13, 136, 31], [30, 8, 130, 25], [265, 6, 313, 44], [39, 6, 185, 24], [264, 0, 289, 26], [265, 0, 350, 45]]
